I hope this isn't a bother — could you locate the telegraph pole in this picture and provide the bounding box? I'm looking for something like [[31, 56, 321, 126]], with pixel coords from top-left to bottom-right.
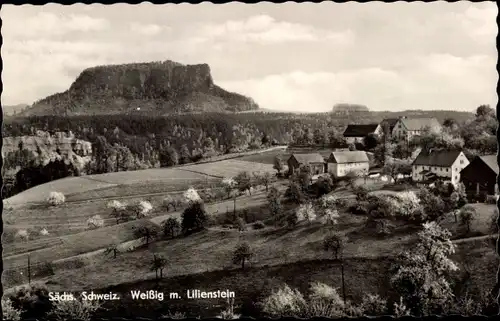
[[27, 254, 31, 285]]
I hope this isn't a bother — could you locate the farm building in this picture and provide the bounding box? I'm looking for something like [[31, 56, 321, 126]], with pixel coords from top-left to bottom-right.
[[379, 118, 399, 137], [343, 124, 383, 144], [392, 117, 441, 141], [460, 154, 498, 197], [327, 151, 369, 177], [287, 153, 326, 176], [411, 149, 469, 186]]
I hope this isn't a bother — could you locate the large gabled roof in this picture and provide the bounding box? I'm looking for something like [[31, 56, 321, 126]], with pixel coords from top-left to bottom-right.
[[412, 149, 463, 167], [343, 124, 380, 137], [289, 153, 325, 164], [329, 151, 369, 164], [478, 155, 499, 175], [380, 118, 399, 131], [399, 117, 441, 131]]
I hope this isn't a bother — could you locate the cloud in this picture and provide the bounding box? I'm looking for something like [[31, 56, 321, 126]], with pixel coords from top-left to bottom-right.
[[2, 11, 110, 39], [130, 22, 169, 36], [218, 54, 497, 112], [197, 14, 354, 45]]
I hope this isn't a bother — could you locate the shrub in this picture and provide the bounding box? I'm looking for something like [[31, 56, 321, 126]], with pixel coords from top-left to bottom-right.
[[253, 221, 265, 229], [232, 242, 253, 269], [182, 202, 208, 234], [235, 217, 246, 231], [217, 298, 241, 319], [134, 226, 159, 245], [86, 215, 104, 229], [323, 233, 346, 260], [161, 312, 186, 319], [136, 200, 153, 218], [353, 185, 369, 202], [309, 282, 344, 309], [183, 187, 202, 204], [1, 298, 22, 321], [460, 205, 477, 233], [284, 181, 305, 204], [162, 195, 174, 210], [15, 229, 29, 241], [48, 298, 101, 321], [360, 293, 387, 316], [162, 217, 181, 238], [47, 191, 65, 206], [8, 284, 53, 319], [261, 284, 307, 317], [107, 200, 126, 211], [296, 203, 317, 223], [39, 228, 50, 236], [321, 208, 340, 225]]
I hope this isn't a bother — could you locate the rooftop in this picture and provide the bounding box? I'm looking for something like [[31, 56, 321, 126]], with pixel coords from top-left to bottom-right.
[[329, 151, 369, 164], [412, 149, 463, 167], [343, 124, 380, 137], [289, 153, 325, 164]]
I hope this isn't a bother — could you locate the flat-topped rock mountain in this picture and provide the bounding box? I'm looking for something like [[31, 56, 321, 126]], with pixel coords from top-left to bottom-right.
[[22, 60, 259, 116]]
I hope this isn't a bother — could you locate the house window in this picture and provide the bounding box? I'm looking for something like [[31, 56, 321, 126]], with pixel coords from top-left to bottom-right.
[[455, 175, 458, 181], [446, 168, 449, 172]]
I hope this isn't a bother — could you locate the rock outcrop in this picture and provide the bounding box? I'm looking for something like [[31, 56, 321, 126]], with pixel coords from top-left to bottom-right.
[[22, 60, 259, 116]]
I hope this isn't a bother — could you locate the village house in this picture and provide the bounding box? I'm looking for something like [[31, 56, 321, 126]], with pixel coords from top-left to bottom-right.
[[327, 151, 370, 177], [379, 118, 399, 137], [411, 149, 469, 186], [287, 153, 326, 176], [343, 124, 382, 144], [392, 117, 441, 141], [460, 154, 498, 197]]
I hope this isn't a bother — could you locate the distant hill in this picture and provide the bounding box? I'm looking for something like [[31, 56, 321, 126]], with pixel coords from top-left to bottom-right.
[[332, 103, 369, 113], [2, 104, 29, 116], [21, 60, 259, 116]]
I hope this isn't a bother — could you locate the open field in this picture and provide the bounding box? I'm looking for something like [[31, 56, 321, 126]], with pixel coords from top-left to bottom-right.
[[180, 159, 276, 178], [4, 176, 117, 208], [440, 203, 498, 239], [65, 180, 217, 202], [86, 240, 500, 318], [8, 209, 416, 291], [4, 147, 287, 207], [239, 147, 335, 165]]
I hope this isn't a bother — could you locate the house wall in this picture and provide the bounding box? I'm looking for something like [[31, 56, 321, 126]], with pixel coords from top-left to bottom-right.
[[412, 164, 453, 182], [345, 136, 364, 144], [450, 152, 469, 186], [329, 161, 369, 177], [411, 152, 469, 186]]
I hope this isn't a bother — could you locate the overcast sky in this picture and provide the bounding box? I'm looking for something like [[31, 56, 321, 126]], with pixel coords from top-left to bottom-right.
[[1, 2, 498, 112]]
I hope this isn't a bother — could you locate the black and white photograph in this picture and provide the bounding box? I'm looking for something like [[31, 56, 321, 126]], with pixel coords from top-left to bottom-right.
[[1, 2, 498, 319]]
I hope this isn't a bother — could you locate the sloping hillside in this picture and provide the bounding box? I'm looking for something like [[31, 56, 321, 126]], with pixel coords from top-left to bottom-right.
[[22, 60, 259, 116]]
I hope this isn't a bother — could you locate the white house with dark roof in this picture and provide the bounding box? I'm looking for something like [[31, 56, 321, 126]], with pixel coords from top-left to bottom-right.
[[411, 149, 469, 186], [287, 153, 326, 176], [327, 151, 370, 177], [343, 124, 382, 144], [392, 117, 442, 140]]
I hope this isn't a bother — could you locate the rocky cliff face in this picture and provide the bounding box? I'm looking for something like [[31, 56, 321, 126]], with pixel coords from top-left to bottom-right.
[[23, 60, 259, 116], [2, 131, 92, 174]]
